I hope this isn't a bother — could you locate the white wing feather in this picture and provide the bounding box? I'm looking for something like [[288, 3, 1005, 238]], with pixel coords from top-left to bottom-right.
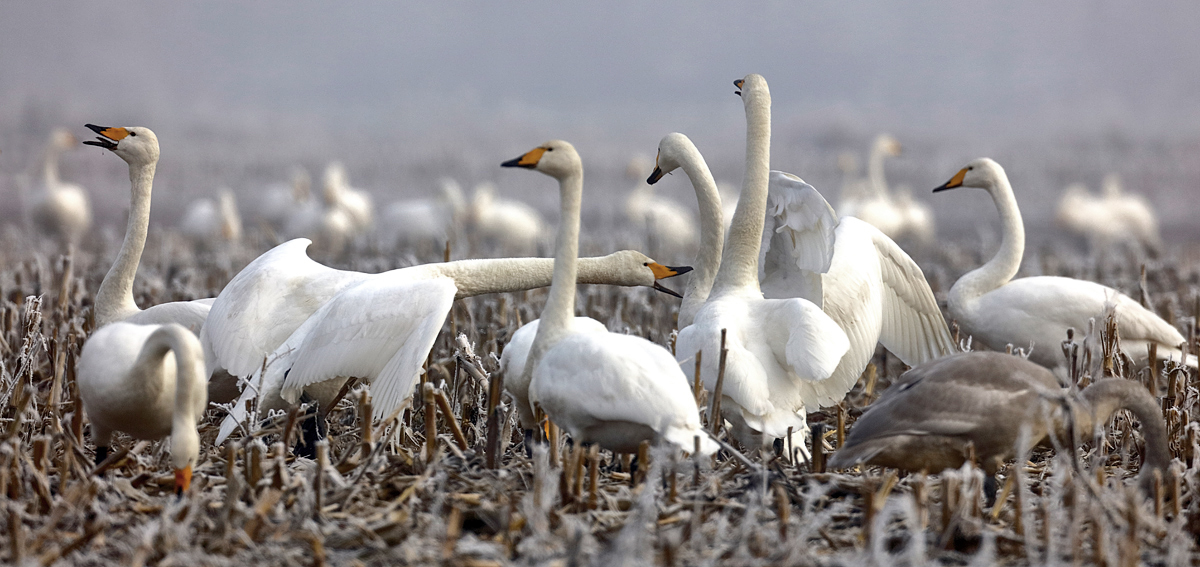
[[759, 171, 837, 303], [866, 223, 957, 364]]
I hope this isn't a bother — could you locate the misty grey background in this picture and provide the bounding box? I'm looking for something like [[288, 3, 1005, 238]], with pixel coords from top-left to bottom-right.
[[2, 1, 1199, 234]]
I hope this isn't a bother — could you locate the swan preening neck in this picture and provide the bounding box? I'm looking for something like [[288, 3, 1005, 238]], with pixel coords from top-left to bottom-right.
[[648, 132, 724, 326], [141, 324, 205, 492], [934, 158, 1024, 310], [501, 141, 583, 356], [85, 125, 161, 327], [1074, 379, 1171, 488], [713, 74, 771, 295]]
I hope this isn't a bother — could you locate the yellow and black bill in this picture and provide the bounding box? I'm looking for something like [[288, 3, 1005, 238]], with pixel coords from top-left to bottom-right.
[[82, 124, 128, 150]]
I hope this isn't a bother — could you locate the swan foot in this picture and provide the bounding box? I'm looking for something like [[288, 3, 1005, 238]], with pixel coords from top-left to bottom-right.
[[94, 446, 109, 467]]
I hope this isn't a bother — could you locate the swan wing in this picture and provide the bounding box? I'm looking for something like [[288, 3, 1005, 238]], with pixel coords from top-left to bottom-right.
[[759, 171, 837, 303], [281, 275, 457, 421], [201, 238, 366, 378], [762, 297, 850, 384], [125, 299, 212, 334], [862, 220, 957, 364]]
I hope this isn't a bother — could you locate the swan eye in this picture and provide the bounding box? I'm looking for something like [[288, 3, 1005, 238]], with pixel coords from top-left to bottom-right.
[[130, 131, 137, 137], [966, 166, 972, 171], [546, 147, 554, 152]]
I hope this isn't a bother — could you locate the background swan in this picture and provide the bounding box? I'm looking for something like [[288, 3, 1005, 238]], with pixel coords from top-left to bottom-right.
[[26, 127, 92, 245], [209, 240, 690, 444], [503, 140, 714, 455], [77, 322, 206, 494], [377, 177, 466, 253], [180, 188, 242, 246], [624, 155, 698, 255], [829, 351, 1170, 494], [82, 125, 214, 332], [934, 158, 1194, 370], [468, 182, 545, 255], [675, 74, 848, 453], [1055, 174, 1161, 251], [839, 134, 935, 243], [322, 161, 374, 233], [259, 167, 312, 232]]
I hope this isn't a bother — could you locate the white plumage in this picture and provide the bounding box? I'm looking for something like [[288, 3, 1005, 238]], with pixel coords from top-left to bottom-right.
[[838, 134, 935, 243], [28, 128, 92, 245], [180, 188, 242, 245], [469, 182, 546, 254], [1056, 174, 1161, 251]]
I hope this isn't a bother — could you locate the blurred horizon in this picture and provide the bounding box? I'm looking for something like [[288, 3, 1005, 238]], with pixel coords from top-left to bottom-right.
[[2, 1, 1199, 233]]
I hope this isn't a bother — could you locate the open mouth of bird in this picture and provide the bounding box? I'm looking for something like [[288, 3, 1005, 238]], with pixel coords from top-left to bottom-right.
[[82, 124, 127, 150], [650, 264, 692, 298], [734, 79, 744, 97]]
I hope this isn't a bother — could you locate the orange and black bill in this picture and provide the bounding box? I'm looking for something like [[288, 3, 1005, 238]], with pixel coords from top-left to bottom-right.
[[82, 124, 128, 150], [933, 168, 968, 193], [648, 263, 692, 298], [501, 147, 546, 169]]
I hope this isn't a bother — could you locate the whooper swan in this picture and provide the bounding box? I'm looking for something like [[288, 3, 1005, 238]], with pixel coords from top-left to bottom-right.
[[28, 128, 92, 245], [933, 158, 1194, 370], [180, 188, 242, 246], [501, 139, 715, 455], [78, 322, 207, 494]]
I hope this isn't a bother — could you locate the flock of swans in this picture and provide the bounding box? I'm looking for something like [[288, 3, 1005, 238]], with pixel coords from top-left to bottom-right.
[[53, 73, 1179, 496]]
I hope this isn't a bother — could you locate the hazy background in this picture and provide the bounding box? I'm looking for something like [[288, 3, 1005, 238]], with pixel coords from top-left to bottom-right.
[[3, 1, 1199, 234]]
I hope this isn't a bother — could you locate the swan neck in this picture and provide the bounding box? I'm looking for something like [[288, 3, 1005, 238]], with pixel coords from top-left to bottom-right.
[[138, 325, 204, 470], [950, 174, 1024, 308], [434, 252, 639, 300], [1080, 379, 1170, 481], [676, 143, 724, 326], [96, 161, 156, 326], [533, 172, 583, 350], [867, 144, 888, 197], [713, 87, 770, 295], [42, 144, 62, 186]]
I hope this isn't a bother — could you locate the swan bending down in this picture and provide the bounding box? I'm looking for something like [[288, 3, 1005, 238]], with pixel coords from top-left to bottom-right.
[[502, 140, 714, 455], [28, 128, 92, 245], [469, 182, 546, 254], [829, 351, 1169, 494], [181, 188, 242, 245], [649, 133, 954, 416], [209, 239, 690, 444], [78, 322, 206, 494], [675, 75, 849, 453], [934, 158, 1194, 370], [82, 125, 214, 332], [1056, 174, 1161, 251]]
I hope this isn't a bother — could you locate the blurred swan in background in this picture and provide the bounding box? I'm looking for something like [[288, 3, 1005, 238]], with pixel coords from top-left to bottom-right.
[[934, 158, 1194, 371], [259, 168, 312, 232], [26, 127, 92, 246], [322, 161, 373, 233], [1056, 174, 1161, 251], [377, 177, 466, 253], [468, 181, 546, 255], [502, 140, 714, 455], [625, 154, 698, 254], [82, 124, 214, 333], [839, 134, 934, 243], [180, 188, 242, 246]]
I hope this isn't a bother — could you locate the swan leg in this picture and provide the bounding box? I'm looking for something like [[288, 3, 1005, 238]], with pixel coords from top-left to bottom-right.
[[94, 446, 109, 467], [92, 426, 113, 467], [983, 475, 998, 508], [294, 392, 328, 459]]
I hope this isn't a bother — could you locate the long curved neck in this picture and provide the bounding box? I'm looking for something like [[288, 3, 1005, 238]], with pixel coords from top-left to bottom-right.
[[138, 325, 204, 470], [532, 171, 584, 351], [42, 144, 62, 186], [950, 174, 1024, 307], [867, 142, 889, 198], [676, 144, 724, 326], [95, 160, 156, 326], [432, 252, 640, 299], [1078, 379, 1170, 486], [712, 88, 770, 295]]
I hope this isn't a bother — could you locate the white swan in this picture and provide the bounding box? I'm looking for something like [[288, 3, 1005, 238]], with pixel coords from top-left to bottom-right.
[[28, 128, 92, 245], [77, 322, 206, 494], [1055, 174, 1161, 251], [259, 168, 311, 231], [208, 240, 690, 443], [934, 158, 1194, 370], [674, 74, 849, 452], [377, 178, 466, 253], [82, 125, 213, 332], [468, 182, 545, 255], [625, 155, 699, 254], [649, 132, 954, 433], [180, 188, 242, 245], [322, 162, 374, 232], [503, 140, 715, 455], [840, 134, 935, 243]]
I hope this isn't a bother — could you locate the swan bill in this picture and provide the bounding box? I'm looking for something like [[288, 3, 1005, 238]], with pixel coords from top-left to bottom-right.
[[646, 166, 666, 185], [648, 263, 692, 298], [82, 124, 128, 150], [175, 465, 192, 495], [933, 168, 968, 192], [501, 147, 546, 169]]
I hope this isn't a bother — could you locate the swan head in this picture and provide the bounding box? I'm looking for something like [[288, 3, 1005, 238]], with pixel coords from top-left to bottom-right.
[[322, 162, 347, 203], [501, 140, 580, 180], [933, 157, 1004, 193], [874, 134, 902, 157], [49, 128, 79, 150], [733, 73, 770, 101], [83, 125, 159, 166], [646, 132, 695, 185], [604, 250, 692, 297]]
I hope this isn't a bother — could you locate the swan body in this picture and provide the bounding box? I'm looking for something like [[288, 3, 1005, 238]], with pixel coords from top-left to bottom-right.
[[377, 178, 465, 252], [78, 322, 207, 492], [1055, 175, 1160, 250], [934, 158, 1193, 370], [29, 128, 92, 245], [469, 182, 545, 254], [625, 182, 698, 253], [209, 239, 690, 443], [504, 140, 714, 455], [674, 75, 849, 451], [839, 135, 935, 243], [180, 188, 242, 244], [829, 351, 1170, 493], [322, 162, 373, 232], [259, 168, 311, 231], [83, 125, 212, 333]]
